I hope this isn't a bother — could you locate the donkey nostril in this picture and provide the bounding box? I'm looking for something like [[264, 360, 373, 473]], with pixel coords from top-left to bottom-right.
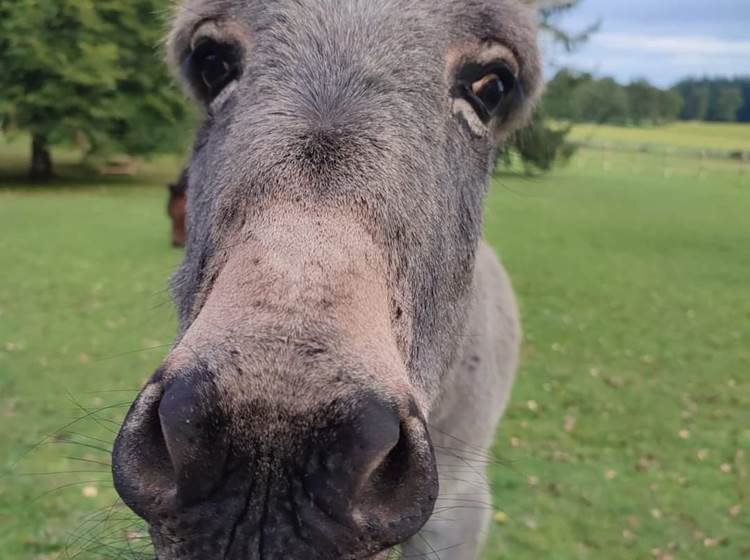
[[158, 377, 202, 470], [301, 395, 437, 542], [113, 370, 228, 518], [371, 421, 411, 489], [304, 395, 403, 523], [157, 375, 228, 505], [350, 396, 402, 485]]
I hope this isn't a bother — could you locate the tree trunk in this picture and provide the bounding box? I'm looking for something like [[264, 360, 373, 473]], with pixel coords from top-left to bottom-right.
[[30, 134, 53, 180]]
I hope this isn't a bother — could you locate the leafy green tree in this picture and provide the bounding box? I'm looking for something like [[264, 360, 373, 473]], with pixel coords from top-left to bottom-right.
[[709, 85, 743, 122], [655, 88, 684, 123], [543, 69, 592, 121], [0, 0, 190, 179], [509, 110, 577, 173], [674, 79, 749, 123], [544, 73, 683, 126], [626, 80, 659, 124], [576, 78, 629, 124], [735, 79, 750, 123], [676, 82, 711, 121], [625, 80, 683, 125], [505, 0, 595, 173]]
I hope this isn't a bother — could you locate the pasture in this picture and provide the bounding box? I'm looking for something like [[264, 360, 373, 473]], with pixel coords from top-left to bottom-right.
[[1, 124, 749, 559], [569, 121, 750, 155]]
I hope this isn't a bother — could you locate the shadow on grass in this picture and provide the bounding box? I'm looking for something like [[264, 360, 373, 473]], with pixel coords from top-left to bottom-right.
[[0, 161, 183, 192], [0, 135, 184, 192]]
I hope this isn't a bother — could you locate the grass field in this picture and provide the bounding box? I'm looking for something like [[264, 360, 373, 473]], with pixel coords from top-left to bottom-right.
[[1, 124, 749, 559], [568, 121, 750, 156]]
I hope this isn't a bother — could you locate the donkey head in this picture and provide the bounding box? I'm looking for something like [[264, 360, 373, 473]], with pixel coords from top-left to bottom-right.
[[113, 1, 542, 558]]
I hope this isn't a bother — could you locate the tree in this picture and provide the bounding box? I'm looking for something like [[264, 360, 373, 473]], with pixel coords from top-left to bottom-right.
[[626, 80, 660, 125], [575, 78, 629, 124], [509, 110, 577, 173], [504, 0, 595, 173], [709, 85, 743, 122], [676, 82, 711, 121], [655, 88, 684, 123], [624, 80, 683, 125], [544, 69, 593, 121], [0, 0, 191, 179], [543, 73, 684, 125], [538, 0, 600, 53], [673, 79, 749, 123], [735, 79, 750, 123]]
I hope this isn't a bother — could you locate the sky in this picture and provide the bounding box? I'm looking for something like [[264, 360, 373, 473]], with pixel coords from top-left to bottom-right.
[[547, 0, 750, 86]]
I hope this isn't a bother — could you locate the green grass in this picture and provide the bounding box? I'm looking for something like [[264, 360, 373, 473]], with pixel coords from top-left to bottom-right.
[[568, 121, 750, 155], [1, 126, 749, 559], [483, 148, 750, 559]]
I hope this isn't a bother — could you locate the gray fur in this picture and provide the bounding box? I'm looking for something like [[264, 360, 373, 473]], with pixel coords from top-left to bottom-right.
[[112, 1, 541, 558], [406, 243, 521, 559]]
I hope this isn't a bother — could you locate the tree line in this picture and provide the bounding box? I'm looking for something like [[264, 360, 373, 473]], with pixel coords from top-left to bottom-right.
[[544, 70, 750, 125], [674, 78, 750, 122], [2, 0, 744, 179]]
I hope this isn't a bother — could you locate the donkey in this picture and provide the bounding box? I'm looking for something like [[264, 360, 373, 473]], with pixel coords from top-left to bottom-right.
[[112, 1, 542, 558], [168, 169, 189, 248]]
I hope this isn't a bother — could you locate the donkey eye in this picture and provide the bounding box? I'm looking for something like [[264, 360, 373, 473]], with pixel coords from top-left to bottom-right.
[[456, 62, 518, 123], [472, 74, 505, 113], [189, 40, 240, 101]]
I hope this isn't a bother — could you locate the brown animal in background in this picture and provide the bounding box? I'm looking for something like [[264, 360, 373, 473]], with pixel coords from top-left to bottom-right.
[[167, 170, 188, 248]]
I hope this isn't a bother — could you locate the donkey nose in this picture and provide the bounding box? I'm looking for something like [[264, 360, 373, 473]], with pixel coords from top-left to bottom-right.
[[114, 371, 438, 539]]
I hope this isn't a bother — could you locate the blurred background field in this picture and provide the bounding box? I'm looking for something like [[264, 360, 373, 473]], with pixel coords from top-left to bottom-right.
[[1, 122, 749, 559], [568, 121, 750, 155]]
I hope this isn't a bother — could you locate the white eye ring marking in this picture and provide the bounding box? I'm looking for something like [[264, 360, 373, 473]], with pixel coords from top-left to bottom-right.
[[209, 80, 238, 113], [452, 97, 490, 138]]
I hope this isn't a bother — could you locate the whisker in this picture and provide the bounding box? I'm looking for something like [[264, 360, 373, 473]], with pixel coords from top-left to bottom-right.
[[65, 431, 116, 447], [80, 389, 141, 395], [6, 403, 130, 473], [401, 542, 466, 559], [93, 344, 173, 363], [32, 480, 113, 502], [16, 470, 109, 477], [415, 532, 442, 560], [53, 440, 114, 455], [67, 456, 113, 468]]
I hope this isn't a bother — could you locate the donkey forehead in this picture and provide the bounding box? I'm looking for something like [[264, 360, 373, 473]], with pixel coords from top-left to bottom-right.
[[169, 0, 540, 86]]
